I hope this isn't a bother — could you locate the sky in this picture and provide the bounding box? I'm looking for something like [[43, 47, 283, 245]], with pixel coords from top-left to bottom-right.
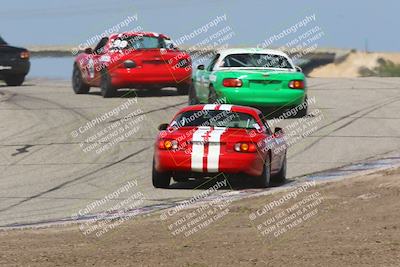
[[0, 0, 398, 52]]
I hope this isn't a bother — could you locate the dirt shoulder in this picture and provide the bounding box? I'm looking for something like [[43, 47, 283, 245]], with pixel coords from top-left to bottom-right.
[[1, 169, 400, 267], [309, 51, 400, 77]]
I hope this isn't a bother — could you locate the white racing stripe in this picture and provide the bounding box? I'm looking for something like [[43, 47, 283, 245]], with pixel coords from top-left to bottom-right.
[[191, 127, 210, 172], [203, 104, 217, 110], [219, 104, 233, 111], [207, 127, 227, 172], [191, 105, 233, 172]]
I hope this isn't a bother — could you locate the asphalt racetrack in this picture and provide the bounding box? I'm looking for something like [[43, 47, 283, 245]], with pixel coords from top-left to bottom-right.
[[0, 77, 399, 227]]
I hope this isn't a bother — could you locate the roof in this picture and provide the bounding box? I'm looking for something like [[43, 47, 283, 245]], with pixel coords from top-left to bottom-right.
[[109, 32, 169, 39], [215, 48, 290, 58], [178, 104, 261, 116]]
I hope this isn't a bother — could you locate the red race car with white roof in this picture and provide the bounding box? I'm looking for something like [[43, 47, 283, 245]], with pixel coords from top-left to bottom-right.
[[153, 104, 287, 188], [72, 32, 192, 98]]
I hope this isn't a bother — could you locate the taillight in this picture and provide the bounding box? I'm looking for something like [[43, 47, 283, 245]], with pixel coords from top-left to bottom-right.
[[223, 78, 243, 87], [20, 51, 29, 59], [234, 142, 257, 153], [288, 80, 304, 89], [158, 139, 178, 150]]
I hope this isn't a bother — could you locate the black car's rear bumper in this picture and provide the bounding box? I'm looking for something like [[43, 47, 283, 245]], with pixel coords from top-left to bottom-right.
[[0, 59, 30, 78]]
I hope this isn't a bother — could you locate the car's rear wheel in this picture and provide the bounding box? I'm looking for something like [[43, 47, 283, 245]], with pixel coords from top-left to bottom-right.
[[255, 153, 271, 188], [177, 83, 190, 95], [5, 75, 25, 86], [100, 69, 116, 98], [152, 159, 171, 188], [72, 64, 90, 94], [296, 96, 308, 118], [188, 83, 199, 105], [208, 85, 217, 104], [272, 154, 287, 184]]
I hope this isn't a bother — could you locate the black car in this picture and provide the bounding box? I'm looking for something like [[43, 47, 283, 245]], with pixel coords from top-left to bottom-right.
[[0, 36, 30, 86]]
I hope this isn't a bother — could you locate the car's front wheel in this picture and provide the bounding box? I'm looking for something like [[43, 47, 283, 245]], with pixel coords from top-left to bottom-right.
[[72, 64, 90, 94], [152, 159, 171, 188], [255, 153, 271, 188], [100, 69, 116, 98], [5, 75, 25, 86], [271, 154, 287, 184]]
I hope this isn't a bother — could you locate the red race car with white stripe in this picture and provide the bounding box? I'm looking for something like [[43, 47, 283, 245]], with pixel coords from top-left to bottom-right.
[[153, 104, 287, 188]]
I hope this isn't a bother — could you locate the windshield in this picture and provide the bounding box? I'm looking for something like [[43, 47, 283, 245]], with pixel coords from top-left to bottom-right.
[[221, 53, 293, 69], [110, 36, 169, 50], [0, 36, 7, 45], [170, 110, 260, 129]]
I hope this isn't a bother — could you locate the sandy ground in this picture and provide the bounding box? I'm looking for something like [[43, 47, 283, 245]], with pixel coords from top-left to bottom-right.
[[1, 168, 399, 267], [310, 52, 400, 77]]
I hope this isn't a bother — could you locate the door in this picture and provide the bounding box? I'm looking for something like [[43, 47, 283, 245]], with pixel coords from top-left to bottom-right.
[[87, 37, 109, 86], [196, 53, 219, 102], [261, 116, 285, 173]]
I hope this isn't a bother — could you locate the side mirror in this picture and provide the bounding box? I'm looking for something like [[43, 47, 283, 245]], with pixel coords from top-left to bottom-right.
[[295, 66, 302, 72], [197, 64, 205, 70], [84, 47, 93, 54], [158, 123, 169, 131], [167, 43, 176, 49], [274, 127, 283, 134]]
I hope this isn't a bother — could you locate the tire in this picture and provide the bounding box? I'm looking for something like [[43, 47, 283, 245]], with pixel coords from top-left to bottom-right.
[[100, 69, 116, 98], [296, 96, 308, 118], [272, 154, 287, 184], [5, 75, 25, 86], [188, 83, 199, 105], [207, 85, 217, 104], [72, 64, 90, 94], [152, 159, 171, 188], [255, 153, 271, 188], [177, 83, 190, 95]]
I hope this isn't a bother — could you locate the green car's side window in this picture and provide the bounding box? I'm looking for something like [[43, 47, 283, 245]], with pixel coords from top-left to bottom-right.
[[207, 53, 220, 71]]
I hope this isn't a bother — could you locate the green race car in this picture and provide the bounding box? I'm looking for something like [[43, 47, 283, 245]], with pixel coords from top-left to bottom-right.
[[189, 48, 308, 116]]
